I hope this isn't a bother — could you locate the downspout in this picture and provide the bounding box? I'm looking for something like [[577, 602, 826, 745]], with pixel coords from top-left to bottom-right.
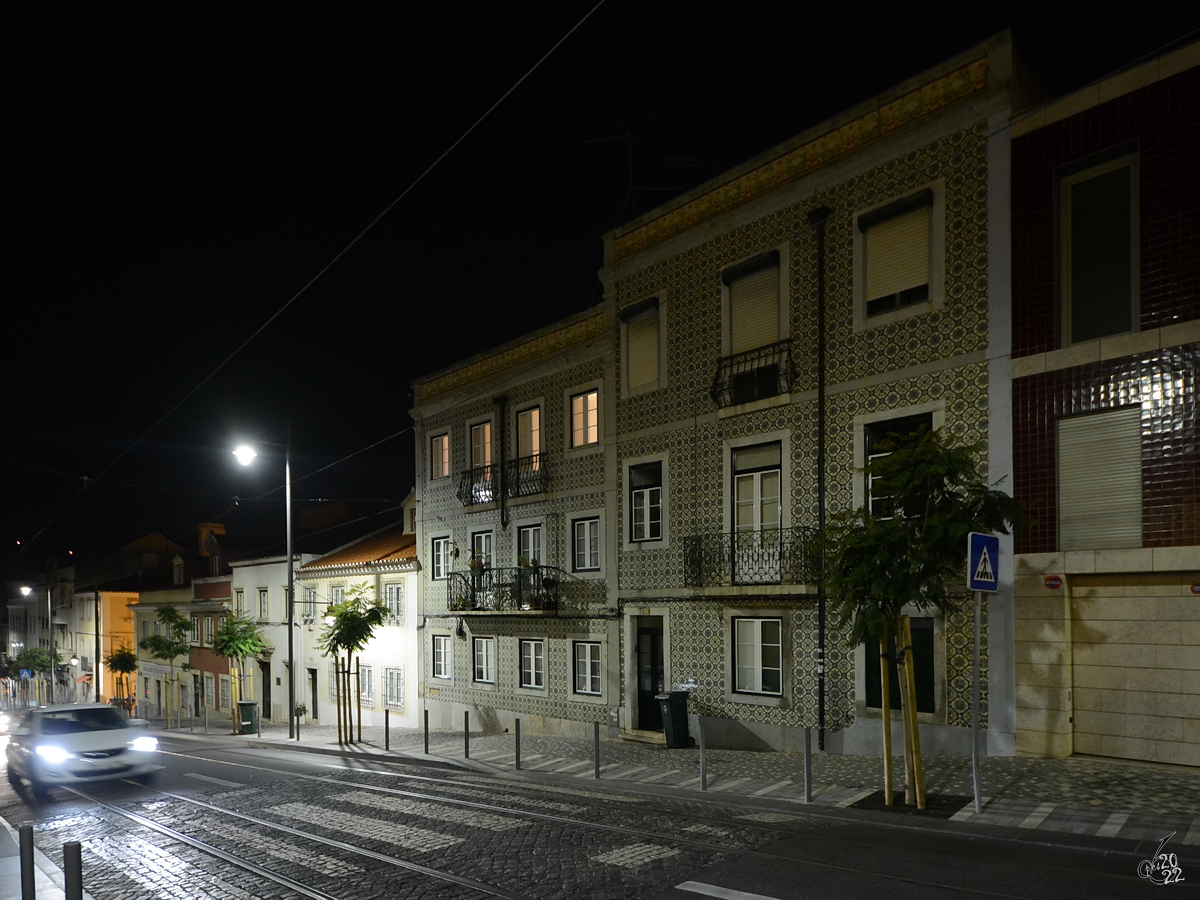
[[496, 395, 509, 529], [807, 206, 832, 750]]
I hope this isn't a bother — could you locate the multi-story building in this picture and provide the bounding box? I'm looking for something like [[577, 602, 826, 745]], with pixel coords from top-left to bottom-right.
[[414, 33, 1034, 754], [1009, 41, 1199, 765]]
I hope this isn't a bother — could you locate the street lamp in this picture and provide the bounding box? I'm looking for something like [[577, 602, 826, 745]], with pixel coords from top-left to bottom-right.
[[234, 429, 297, 740]]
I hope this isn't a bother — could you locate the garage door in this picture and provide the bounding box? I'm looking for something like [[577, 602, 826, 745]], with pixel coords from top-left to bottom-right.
[[1071, 575, 1200, 767]]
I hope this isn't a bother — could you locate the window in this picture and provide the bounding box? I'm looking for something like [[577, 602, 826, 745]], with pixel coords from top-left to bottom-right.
[[142, 620, 149, 640], [384, 667, 403, 710], [204, 616, 214, 644], [519, 639, 545, 689], [204, 674, 215, 707], [726, 253, 780, 354], [219, 676, 231, 709], [358, 664, 374, 704], [511, 406, 546, 497], [235, 589, 244, 615], [1058, 407, 1142, 550], [258, 588, 269, 620], [473, 637, 496, 684], [733, 617, 782, 695], [471, 422, 492, 468], [517, 407, 541, 460], [866, 617, 934, 713], [430, 433, 450, 480], [331, 584, 346, 604], [732, 442, 781, 583], [622, 300, 661, 393], [304, 588, 317, 618], [431, 537, 453, 580], [432, 634, 451, 679], [629, 462, 662, 543], [571, 389, 599, 448], [467, 421, 494, 502], [860, 190, 932, 318], [865, 414, 932, 519], [471, 531, 493, 568], [174, 560, 184, 585], [329, 663, 339, 700], [1060, 155, 1138, 344], [573, 517, 600, 572], [384, 582, 403, 620], [190, 616, 200, 645], [518, 524, 543, 567], [573, 642, 601, 696]]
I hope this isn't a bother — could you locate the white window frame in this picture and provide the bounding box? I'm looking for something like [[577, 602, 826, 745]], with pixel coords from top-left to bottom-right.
[[723, 431, 791, 536], [565, 381, 602, 454], [514, 403, 543, 461], [471, 530, 493, 568], [569, 510, 605, 577], [234, 589, 244, 615], [852, 180, 945, 333], [331, 584, 346, 605], [304, 588, 318, 618], [720, 247, 788, 357], [572, 641, 602, 696], [219, 675, 231, 710], [621, 299, 665, 397], [469, 419, 493, 469], [518, 638, 545, 691], [473, 636, 496, 686], [430, 535, 453, 580], [383, 582, 403, 621], [624, 454, 668, 549], [852, 403, 945, 511], [430, 432, 450, 481], [432, 633, 452, 680], [258, 588, 269, 620], [190, 616, 200, 646], [723, 607, 791, 708], [384, 666, 404, 710], [732, 616, 783, 696], [204, 616, 214, 645], [358, 663, 374, 705], [516, 520, 544, 568], [204, 673, 215, 707]]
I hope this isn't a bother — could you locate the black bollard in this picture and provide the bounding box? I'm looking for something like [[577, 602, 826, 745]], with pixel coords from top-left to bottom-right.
[[19, 824, 34, 900], [64, 841, 83, 900]]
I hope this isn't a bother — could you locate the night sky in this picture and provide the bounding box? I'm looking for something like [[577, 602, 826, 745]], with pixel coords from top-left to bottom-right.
[[5, 4, 1196, 578]]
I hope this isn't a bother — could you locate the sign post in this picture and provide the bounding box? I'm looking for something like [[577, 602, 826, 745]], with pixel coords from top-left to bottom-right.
[[967, 532, 1000, 814]]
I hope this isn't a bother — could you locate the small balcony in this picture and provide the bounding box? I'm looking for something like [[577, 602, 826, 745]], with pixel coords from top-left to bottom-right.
[[507, 454, 547, 497], [684, 526, 819, 587], [456, 465, 497, 506], [447, 566, 562, 613], [710, 339, 794, 408]]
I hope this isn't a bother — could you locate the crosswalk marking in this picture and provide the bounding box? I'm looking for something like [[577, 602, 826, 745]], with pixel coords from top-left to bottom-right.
[[752, 779, 792, 796], [676, 882, 780, 900], [1018, 802, 1056, 829], [1096, 811, 1129, 837], [184, 772, 244, 788]]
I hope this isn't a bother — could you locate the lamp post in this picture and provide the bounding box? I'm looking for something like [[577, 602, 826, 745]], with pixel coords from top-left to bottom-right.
[[234, 429, 297, 739]]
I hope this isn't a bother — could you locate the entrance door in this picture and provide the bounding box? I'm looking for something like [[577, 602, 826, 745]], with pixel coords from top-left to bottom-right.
[[308, 668, 319, 719], [636, 619, 664, 731], [259, 660, 271, 720]]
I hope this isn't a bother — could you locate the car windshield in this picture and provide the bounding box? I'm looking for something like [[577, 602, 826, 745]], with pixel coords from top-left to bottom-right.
[[39, 708, 128, 735]]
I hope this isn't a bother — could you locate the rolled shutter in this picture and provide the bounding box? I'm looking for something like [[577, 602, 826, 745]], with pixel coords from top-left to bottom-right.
[[626, 310, 659, 388], [1058, 407, 1142, 550], [865, 206, 929, 302], [730, 265, 779, 354]]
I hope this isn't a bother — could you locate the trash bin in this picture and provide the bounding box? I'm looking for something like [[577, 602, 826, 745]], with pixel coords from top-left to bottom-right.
[[237, 700, 257, 734], [656, 691, 690, 749]]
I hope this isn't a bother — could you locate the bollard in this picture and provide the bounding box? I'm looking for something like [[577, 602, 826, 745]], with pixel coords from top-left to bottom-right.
[[593, 721, 600, 780], [296, 708, 301, 742], [204, 705, 209, 735], [385, 709, 390, 751], [464, 710, 470, 759], [699, 721, 707, 791], [190, 709, 194, 733], [515, 718, 521, 771], [64, 841, 83, 900], [424, 709, 429, 755], [803, 726, 812, 803], [19, 823, 34, 900]]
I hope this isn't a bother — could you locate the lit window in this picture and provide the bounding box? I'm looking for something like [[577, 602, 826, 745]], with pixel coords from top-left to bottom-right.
[[733, 617, 782, 695], [517, 407, 541, 460], [629, 462, 662, 543], [432, 634, 451, 679], [571, 389, 599, 448], [573, 642, 601, 695], [573, 518, 600, 572], [519, 639, 545, 689], [473, 637, 496, 684], [430, 433, 450, 480]]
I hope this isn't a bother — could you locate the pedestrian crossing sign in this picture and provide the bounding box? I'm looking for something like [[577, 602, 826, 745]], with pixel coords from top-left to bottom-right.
[[968, 532, 1000, 592]]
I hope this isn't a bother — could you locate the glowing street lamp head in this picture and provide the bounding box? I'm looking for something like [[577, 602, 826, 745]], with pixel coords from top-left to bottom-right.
[[19, 586, 31, 596], [233, 445, 258, 466]]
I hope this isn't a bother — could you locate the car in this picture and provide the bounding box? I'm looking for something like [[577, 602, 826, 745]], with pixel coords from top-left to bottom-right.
[[5, 703, 158, 792], [0, 710, 12, 734]]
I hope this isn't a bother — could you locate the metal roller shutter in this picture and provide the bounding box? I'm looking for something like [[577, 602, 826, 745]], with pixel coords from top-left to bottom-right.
[[1057, 407, 1142, 550]]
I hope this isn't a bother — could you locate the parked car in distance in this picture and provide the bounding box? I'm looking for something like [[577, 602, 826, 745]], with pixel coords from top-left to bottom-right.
[[5, 703, 158, 792]]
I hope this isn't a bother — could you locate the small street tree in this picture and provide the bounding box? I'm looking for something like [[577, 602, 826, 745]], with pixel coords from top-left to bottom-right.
[[822, 428, 1026, 808], [17, 647, 59, 706], [211, 613, 268, 734], [104, 646, 139, 709], [318, 582, 386, 744], [138, 605, 194, 729]]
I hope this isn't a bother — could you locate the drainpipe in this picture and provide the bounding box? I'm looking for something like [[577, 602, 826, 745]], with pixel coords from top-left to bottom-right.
[[807, 206, 832, 750], [496, 396, 509, 529]]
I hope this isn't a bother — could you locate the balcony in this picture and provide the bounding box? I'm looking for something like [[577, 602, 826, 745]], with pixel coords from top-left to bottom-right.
[[456, 465, 497, 506], [507, 453, 547, 497], [684, 526, 819, 587], [447, 566, 562, 613], [710, 339, 794, 408]]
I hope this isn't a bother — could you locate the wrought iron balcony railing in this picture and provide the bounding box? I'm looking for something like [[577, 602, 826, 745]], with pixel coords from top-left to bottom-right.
[[507, 453, 547, 497], [447, 565, 562, 612], [684, 526, 819, 587], [456, 464, 497, 506], [710, 339, 794, 408]]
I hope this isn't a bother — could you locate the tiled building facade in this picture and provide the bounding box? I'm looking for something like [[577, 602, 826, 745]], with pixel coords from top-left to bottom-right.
[[1010, 42, 1200, 764], [414, 33, 1032, 754]]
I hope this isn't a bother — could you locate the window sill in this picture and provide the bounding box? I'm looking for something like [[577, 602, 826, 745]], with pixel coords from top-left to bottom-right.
[[724, 691, 790, 709]]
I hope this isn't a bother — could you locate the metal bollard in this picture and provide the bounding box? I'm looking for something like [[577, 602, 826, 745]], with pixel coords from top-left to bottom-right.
[[385, 709, 390, 751], [515, 718, 521, 771], [699, 721, 707, 791], [64, 841, 83, 900], [803, 726, 812, 803], [593, 721, 600, 780], [424, 709, 429, 755], [464, 710, 470, 759], [296, 708, 301, 742], [19, 823, 34, 900], [204, 705, 209, 735]]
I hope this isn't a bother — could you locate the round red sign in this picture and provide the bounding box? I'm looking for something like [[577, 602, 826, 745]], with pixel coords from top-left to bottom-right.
[[1044, 575, 1063, 590], [1191, 583, 1200, 596]]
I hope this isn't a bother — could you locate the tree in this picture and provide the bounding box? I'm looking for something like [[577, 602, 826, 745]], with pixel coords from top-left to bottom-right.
[[822, 428, 1026, 808], [17, 647, 59, 706], [318, 581, 386, 744], [105, 646, 139, 707], [211, 613, 268, 734], [138, 606, 194, 729]]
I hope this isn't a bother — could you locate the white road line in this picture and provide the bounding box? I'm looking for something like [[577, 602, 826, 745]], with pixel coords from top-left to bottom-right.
[[555, 760, 592, 773], [752, 779, 792, 796], [949, 798, 990, 821], [640, 769, 681, 783], [837, 789, 877, 807], [1096, 811, 1130, 837], [711, 777, 751, 791], [184, 772, 245, 788], [1018, 802, 1057, 829], [676, 881, 781, 900], [1182, 816, 1200, 845]]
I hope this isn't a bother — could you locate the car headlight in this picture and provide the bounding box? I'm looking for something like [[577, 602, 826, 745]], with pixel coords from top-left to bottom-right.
[[130, 736, 158, 752], [35, 745, 72, 765]]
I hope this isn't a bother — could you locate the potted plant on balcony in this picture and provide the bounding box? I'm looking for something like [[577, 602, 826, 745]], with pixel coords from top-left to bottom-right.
[[294, 703, 307, 726]]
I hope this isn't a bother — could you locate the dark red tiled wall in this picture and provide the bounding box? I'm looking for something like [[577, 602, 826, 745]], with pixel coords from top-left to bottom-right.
[[1011, 66, 1198, 357], [1013, 345, 1198, 553]]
